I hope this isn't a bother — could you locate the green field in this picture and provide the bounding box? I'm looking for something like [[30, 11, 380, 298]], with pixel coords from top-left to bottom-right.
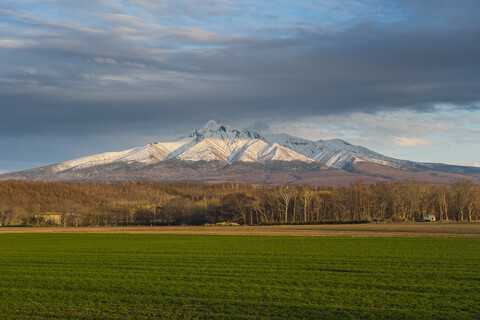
[[0, 234, 479, 319]]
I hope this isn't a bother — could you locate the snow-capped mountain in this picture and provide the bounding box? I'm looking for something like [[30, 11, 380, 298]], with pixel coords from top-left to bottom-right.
[[264, 133, 412, 170], [50, 120, 314, 173], [1, 120, 480, 185], [264, 133, 480, 175]]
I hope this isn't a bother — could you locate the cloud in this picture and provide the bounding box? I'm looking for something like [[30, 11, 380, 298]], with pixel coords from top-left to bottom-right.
[[474, 163, 480, 167], [247, 120, 270, 132], [0, 39, 34, 49], [265, 110, 450, 145], [2, 1, 479, 121], [1, 0, 480, 171], [393, 137, 436, 147], [132, 0, 238, 18], [94, 57, 118, 65]]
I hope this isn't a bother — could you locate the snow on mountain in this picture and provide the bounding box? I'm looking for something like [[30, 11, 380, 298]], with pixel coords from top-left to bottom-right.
[[174, 121, 313, 164], [53, 149, 136, 172], [44, 119, 480, 177], [4, 120, 480, 182], [263, 133, 412, 169], [50, 120, 314, 173], [176, 138, 232, 162], [228, 139, 315, 164], [178, 120, 263, 143], [53, 141, 191, 172]]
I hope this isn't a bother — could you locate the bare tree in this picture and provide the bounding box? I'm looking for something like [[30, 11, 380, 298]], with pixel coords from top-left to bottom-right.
[[302, 186, 313, 222], [451, 180, 475, 221], [279, 187, 294, 222], [0, 202, 8, 227], [437, 188, 449, 221]]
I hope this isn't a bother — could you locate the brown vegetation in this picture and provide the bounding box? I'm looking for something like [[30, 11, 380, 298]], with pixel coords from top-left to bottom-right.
[[1, 179, 480, 227]]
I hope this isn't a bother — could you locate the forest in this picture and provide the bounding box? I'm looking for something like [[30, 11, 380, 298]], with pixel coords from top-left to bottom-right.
[[0, 179, 479, 227]]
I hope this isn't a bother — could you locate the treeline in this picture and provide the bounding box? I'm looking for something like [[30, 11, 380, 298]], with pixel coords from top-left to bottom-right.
[[0, 179, 479, 227]]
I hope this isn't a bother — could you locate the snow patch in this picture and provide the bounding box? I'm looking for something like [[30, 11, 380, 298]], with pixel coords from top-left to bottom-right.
[[53, 149, 136, 172]]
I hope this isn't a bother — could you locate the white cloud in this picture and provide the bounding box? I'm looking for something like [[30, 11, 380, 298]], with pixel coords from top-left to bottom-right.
[[124, 61, 147, 69], [0, 39, 34, 49], [257, 107, 480, 165], [97, 75, 136, 83], [22, 67, 37, 74], [473, 163, 480, 167], [266, 110, 448, 146], [94, 57, 118, 65], [393, 137, 435, 147]]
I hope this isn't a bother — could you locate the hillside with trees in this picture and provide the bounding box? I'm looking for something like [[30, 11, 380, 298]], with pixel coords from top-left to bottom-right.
[[0, 180, 479, 227]]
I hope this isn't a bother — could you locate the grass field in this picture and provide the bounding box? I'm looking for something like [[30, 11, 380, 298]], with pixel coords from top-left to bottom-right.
[[3, 222, 480, 237], [0, 234, 479, 319]]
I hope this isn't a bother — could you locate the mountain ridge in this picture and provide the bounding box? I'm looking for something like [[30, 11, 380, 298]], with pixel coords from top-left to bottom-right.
[[1, 120, 479, 185]]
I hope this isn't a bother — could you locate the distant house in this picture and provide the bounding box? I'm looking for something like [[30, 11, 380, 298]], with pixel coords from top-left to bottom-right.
[[35, 213, 62, 226], [423, 214, 436, 222]]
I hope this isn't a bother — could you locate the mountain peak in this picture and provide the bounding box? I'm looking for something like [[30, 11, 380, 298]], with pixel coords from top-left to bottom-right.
[[179, 120, 264, 142], [2, 119, 480, 184], [198, 120, 232, 134]]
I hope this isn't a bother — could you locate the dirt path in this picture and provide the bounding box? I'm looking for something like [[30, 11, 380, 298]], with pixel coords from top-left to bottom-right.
[[1, 222, 480, 237]]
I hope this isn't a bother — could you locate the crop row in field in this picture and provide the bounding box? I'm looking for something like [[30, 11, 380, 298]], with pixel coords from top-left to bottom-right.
[[0, 234, 479, 319]]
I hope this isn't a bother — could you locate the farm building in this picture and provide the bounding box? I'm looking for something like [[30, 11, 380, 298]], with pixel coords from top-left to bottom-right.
[[423, 214, 436, 222]]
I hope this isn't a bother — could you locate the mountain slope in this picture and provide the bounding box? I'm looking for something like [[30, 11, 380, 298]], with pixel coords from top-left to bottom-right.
[[48, 120, 316, 171], [263, 133, 480, 176], [264, 133, 412, 170], [1, 120, 479, 185]]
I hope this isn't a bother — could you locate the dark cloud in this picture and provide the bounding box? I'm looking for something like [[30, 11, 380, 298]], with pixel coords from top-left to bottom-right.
[[3, 23, 479, 131]]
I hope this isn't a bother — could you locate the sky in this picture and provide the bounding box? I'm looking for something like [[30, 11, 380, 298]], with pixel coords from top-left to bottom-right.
[[1, 0, 480, 173]]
